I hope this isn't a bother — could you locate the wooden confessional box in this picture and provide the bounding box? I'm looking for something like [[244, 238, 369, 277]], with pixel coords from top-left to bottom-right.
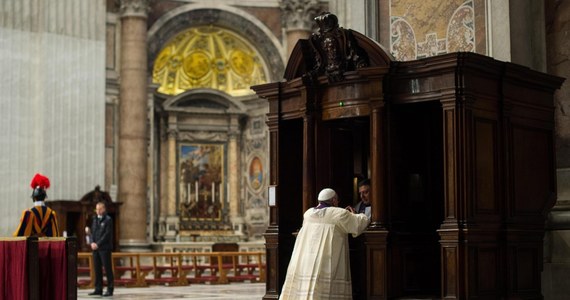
[[253, 18, 564, 300]]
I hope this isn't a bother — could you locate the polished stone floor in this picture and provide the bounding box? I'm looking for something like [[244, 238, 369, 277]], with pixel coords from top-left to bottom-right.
[[77, 282, 265, 299]]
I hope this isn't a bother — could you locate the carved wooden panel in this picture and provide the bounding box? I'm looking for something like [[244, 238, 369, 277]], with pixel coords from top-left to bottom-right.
[[263, 233, 279, 299], [511, 125, 553, 215], [370, 248, 386, 297], [442, 245, 458, 298], [509, 245, 541, 294], [474, 118, 498, 213], [367, 233, 388, 299], [443, 108, 457, 222], [469, 246, 500, 297]]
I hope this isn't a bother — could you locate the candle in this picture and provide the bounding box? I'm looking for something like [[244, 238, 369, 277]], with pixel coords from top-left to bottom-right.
[[219, 183, 222, 203], [195, 181, 199, 201], [226, 182, 230, 205], [187, 183, 191, 203], [211, 182, 215, 202]]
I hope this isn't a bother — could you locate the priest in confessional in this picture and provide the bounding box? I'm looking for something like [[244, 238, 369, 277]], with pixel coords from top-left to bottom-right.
[[14, 173, 60, 237]]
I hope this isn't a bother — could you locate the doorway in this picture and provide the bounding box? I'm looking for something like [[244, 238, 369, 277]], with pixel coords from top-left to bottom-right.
[[316, 116, 370, 208], [388, 101, 443, 299]]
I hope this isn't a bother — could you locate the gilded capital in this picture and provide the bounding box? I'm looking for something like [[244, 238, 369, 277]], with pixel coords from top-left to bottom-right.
[[119, 0, 150, 18], [280, 0, 323, 31]]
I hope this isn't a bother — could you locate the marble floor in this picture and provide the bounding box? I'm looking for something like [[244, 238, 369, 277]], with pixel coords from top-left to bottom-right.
[[77, 282, 265, 300]]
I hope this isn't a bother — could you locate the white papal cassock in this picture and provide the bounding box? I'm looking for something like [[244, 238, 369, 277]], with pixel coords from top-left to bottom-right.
[[279, 206, 370, 300]]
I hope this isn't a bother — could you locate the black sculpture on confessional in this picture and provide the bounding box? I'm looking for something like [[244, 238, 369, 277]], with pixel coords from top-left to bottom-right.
[[303, 12, 369, 84]]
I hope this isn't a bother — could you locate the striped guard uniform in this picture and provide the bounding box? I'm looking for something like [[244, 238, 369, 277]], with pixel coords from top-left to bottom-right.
[[13, 205, 59, 237]]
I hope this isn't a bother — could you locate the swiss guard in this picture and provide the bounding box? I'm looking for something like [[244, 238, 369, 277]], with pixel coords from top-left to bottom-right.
[[13, 173, 59, 237]]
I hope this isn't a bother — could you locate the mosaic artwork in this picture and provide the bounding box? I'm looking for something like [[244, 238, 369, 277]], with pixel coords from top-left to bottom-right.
[[390, 0, 482, 61], [248, 156, 263, 191], [152, 26, 268, 96]]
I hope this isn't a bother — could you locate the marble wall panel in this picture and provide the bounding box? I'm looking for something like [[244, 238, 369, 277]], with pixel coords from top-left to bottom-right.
[[0, 0, 105, 236]]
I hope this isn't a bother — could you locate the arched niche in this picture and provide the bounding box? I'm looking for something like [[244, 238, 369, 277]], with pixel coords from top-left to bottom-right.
[[148, 5, 285, 83], [155, 88, 248, 241]]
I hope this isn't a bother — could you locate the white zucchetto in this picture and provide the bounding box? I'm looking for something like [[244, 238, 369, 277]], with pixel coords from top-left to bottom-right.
[[318, 188, 336, 201]]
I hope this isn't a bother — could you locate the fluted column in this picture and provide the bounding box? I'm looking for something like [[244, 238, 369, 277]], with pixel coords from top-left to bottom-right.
[[280, 0, 322, 57], [118, 0, 150, 249]]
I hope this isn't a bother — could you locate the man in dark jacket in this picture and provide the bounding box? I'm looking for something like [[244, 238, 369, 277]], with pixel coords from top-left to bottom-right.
[[88, 201, 114, 297]]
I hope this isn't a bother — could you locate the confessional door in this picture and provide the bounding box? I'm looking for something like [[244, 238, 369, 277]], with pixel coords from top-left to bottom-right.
[[387, 101, 444, 299], [314, 102, 445, 299], [275, 118, 304, 291], [274, 115, 372, 298], [315, 116, 371, 299], [277, 104, 445, 299]]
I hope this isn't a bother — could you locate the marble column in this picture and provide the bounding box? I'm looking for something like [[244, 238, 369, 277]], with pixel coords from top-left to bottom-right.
[[117, 0, 150, 250], [165, 124, 179, 241], [280, 0, 322, 57], [228, 116, 241, 222], [544, 1, 570, 299]]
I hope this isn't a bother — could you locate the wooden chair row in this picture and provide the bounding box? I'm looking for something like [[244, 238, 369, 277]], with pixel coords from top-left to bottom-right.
[[77, 251, 266, 288]]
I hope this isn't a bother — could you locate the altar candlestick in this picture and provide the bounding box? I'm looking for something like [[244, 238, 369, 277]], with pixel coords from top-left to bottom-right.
[[226, 183, 230, 205], [195, 181, 199, 201]]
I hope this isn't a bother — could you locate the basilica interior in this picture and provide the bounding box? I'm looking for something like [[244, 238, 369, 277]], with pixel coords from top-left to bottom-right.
[[1, 0, 569, 299]]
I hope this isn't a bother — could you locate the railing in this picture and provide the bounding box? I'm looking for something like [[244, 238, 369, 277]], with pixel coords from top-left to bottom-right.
[[77, 251, 266, 288]]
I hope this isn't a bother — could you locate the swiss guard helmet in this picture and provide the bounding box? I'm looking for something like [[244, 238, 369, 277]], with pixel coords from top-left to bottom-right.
[[30, 173, 50, 201]]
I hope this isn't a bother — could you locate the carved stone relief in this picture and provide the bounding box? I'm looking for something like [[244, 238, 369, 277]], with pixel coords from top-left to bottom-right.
[[119, 0, 150, 17], [241, 117, 269, 239], [280, 0, 323, 31], [177, 131, 228, 143]]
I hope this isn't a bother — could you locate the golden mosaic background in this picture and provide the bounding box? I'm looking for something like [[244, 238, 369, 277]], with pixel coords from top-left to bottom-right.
[[153, 26, 268, 96]]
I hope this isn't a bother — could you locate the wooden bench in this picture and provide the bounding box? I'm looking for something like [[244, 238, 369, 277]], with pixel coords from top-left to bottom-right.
[[219, 252, 266, 283], [112, 252, 150, 287], [139, 253, 186, 286], [77, 251, 266, 287], [77, 252, 94, 289]]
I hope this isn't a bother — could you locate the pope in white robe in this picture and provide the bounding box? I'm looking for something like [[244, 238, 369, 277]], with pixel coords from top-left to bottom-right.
[[280, 188, 370, 300]]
